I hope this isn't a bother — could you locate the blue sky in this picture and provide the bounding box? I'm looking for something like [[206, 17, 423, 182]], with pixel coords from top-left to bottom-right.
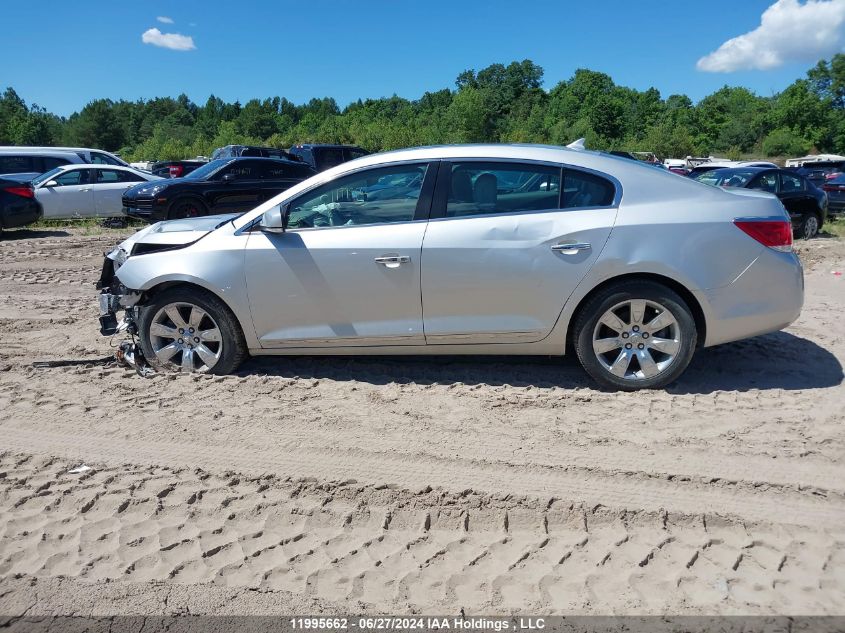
[[2, 0, 843, 116]]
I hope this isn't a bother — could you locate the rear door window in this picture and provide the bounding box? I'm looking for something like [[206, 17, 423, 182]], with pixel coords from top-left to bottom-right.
[[96, 169, 121, 183], [780, 172, 805, 192], [748, 172, 778, 193], [445, 162, 561, 218]]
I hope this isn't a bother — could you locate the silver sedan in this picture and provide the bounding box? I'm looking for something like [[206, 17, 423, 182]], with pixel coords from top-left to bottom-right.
[[97, 144, 803, 390]]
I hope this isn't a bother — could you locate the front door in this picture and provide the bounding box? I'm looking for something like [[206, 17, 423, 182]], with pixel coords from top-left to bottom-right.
[[36, 168, 94, 219], [244, 162, 436, 347], [420, 161, 618, 344]]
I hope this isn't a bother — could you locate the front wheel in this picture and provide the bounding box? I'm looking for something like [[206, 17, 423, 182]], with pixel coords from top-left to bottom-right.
[[168, 198, 208, 220], [137, 286, 247, 374], [573, 281, 697, 391], [796, 213, 820, 240]]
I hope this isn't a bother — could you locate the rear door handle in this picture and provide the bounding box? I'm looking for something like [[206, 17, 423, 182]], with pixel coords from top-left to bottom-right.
[[374, 255, 410, 268], [551, 242, 591, 255]]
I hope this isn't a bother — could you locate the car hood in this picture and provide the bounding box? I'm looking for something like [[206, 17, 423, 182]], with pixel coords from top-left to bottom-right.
[[108, 214, 238, 262]]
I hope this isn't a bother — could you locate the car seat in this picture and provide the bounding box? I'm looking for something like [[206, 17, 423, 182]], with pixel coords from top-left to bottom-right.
[[474, 173, 498, 212]]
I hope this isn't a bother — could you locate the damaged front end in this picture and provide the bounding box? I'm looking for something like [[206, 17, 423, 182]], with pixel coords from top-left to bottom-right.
[[94, 214, 239, 375], [96, 245, 154, 375], [96, 249, 141, 337]]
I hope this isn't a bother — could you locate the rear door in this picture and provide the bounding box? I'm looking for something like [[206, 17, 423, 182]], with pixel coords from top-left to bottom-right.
[[420, 161, 618, 345], [778, 171, 814, 219], [93, 169, 146, 216], [36, 168, 94, 219]]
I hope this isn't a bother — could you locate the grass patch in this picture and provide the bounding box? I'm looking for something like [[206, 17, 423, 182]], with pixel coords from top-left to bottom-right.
[[821, 217, 845, 239], [29, 218, 146, 236]]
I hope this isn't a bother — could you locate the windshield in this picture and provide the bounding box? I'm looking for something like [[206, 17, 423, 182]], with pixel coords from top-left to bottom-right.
[[183, 159, 228, 180], [694, 169, 758, 187], [31, 167, 64, 186]]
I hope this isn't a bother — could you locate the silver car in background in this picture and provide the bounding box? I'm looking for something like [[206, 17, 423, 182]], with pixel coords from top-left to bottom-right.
[[97, 144, 803, 390]]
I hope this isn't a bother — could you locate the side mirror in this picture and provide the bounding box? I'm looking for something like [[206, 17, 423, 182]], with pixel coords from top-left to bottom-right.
[[45, 180, 58, 188], [221, 173, 237, 182], [260, 204, 287, 233]]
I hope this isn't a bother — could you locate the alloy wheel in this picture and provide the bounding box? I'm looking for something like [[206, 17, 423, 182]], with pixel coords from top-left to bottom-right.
[[149, 302, 223, 372], [803, 215, 819, 240], [592, 299, 682, 381]]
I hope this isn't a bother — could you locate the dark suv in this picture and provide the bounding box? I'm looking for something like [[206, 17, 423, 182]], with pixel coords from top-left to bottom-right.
[[123, 157, 316, 222], [288, 144, 368, 172], [211, 145, 298, 161], [795, 161, 845, 187]]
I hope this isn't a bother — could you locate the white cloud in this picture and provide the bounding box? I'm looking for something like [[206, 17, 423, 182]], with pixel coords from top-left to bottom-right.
[[141, 27, 196, 51], [156, 16, 174, 24], [697, 0, 845, 72]]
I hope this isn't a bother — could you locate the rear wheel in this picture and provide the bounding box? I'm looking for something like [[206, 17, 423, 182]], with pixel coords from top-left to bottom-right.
[[797, 213, 820, 240], [168, 198, 208, 220], [137, 287, 247, 374], [573, 281, 697, 391]]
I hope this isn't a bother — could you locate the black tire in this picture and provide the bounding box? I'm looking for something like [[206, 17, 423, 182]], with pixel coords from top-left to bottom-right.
[[137, 286, 248, 375], [167, 197, 208, 220], [796, 213, 820, 240], [573, 281, 697, 391]]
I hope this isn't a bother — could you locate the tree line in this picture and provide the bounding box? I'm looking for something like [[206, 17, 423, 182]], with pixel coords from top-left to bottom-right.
[[2, 56, 845, 162]]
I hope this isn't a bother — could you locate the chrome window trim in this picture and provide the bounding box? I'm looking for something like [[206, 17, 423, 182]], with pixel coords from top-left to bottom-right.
[[237, 156, 623, 234]]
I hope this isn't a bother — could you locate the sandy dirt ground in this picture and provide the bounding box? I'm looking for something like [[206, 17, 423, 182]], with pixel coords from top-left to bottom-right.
[[0, 226, 843, 617]]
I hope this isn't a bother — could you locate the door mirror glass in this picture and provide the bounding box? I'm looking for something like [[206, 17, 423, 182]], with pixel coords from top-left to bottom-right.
[[221, 173, 237, 182], [44, 180, 59, 188]]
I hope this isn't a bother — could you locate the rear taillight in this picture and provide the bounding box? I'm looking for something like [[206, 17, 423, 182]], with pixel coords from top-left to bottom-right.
[[169, 165, 183, 178], [734, 220, 793, 253], [3, 185, 34, 199]]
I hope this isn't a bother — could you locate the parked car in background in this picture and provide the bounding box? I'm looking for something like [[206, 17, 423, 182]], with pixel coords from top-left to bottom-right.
[[30, 165, 161, 220], [122, 157, 316, 222], [0, 177, 42, 232], [212, 145, 299, 161], [0, 149, 85, 182], [288, 144, 368, 172], [150, 160, 208, 179], [98, 144, 803, 391], [795, 161, 845, 187], [821, 173, 845, 218], [694, 167, 828, 239], [0, 146, 127, 167], [687, 161, 778, 180]]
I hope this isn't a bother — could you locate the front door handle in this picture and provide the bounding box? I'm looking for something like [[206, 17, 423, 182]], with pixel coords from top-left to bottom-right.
[[79, 188, 92, 193], [551, 242, 591, 255], [374, 255, 410, 268]]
